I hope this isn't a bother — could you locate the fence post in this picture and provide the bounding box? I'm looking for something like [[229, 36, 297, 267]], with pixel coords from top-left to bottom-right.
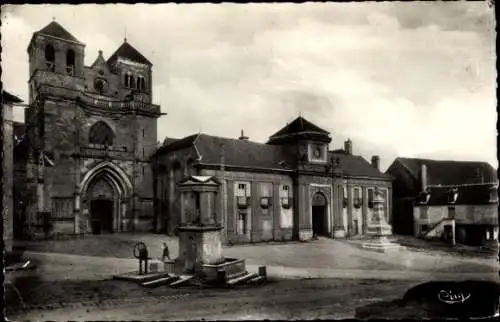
[[258, 266, 267, 278]]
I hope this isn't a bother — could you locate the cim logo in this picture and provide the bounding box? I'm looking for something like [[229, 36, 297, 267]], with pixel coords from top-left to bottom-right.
[[437, 289, 471, 305]]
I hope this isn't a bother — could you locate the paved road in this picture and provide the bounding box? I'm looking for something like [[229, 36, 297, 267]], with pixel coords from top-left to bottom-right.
[[8, 278, 419, 321], [21, 250, 499, 282], [7, 237, 499, 321]]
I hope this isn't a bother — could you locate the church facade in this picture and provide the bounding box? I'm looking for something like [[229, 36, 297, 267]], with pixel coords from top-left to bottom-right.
[[151, 117, 393, 244], [20, 21, 161, 238]]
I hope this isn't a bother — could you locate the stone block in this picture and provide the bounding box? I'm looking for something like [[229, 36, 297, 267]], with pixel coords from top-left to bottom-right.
[[299, 229, 313, 241]]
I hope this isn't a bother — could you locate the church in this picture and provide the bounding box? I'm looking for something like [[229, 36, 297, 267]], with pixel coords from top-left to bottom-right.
[[151, 117, 393, 244], [18, 21, 161, 239], [16, 20, 393, 243]]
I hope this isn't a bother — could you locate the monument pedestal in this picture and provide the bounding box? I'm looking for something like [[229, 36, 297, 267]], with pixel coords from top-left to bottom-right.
[[176, 225, 224, 274], [174, 176, 248, 284], [361, 189, 405, 253]]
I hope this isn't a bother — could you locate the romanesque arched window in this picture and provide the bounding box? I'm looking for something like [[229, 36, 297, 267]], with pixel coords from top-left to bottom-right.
[[45, 44, 55, 72], [129, 75, 135, 89], [136, 76, 146, 91], [66, 49, 75, 75], [124, 73, 133, 88], [89, 121, 114, 146]]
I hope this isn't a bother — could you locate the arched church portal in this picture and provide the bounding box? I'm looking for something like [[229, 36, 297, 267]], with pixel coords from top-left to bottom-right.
[[80, 162, 132, 234], [312, 192, 328, 237]]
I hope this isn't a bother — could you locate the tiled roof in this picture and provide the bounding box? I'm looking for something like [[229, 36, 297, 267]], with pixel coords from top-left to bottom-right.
[[155, 134, 198, 155], [2, 90, 23, 103], [328, 151, 392, 180], [37, 21, 82, 44], [162, 137, 180, 146], [269, 116, 330, 139], [155, 132, 391, 179], [396, 157, 497, 186], [107, 40, 152, 66], [416, 184, 497, 206], [195, 134, 293, 170]]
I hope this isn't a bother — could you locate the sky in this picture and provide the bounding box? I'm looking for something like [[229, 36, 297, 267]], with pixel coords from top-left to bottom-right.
[[1, 2, 497, 171]]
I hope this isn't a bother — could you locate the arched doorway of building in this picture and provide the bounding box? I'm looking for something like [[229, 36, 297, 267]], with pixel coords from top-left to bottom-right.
[[312, 192, 328, 237], [88, 176, 115, 234], [80, 161, 133, 235], [90, 199, 113, 234]]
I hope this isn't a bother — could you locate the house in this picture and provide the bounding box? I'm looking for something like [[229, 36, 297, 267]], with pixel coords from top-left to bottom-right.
[[2, 90, 24, 250], [151, 116, 393, 244], [414, 183, 498, 246], [386, 157, 498, 245]]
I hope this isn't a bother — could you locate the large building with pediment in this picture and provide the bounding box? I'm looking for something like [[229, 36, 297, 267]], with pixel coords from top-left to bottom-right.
[[151, 117, 393, 244], [19, 21, 161, 238]]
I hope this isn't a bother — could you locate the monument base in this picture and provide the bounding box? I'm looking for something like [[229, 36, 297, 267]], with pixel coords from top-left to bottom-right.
[[177, 225, 224, 274], [362, 235, 406, 253], [366, 223, 393, 236], [200, 257, 247, 283]]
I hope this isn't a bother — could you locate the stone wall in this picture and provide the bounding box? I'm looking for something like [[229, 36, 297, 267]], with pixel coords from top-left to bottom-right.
[[3, 104, 15, 250], [200, 168, 295, 244]]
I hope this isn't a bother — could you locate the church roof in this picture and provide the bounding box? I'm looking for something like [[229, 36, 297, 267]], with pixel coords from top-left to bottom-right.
[[393, 157, 497, 186], [37, 21, 83, 44], [107, 40, 152, 66]]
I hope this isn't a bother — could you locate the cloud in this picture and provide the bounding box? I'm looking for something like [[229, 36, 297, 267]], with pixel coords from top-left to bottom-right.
[[1, 3, 496, 171]]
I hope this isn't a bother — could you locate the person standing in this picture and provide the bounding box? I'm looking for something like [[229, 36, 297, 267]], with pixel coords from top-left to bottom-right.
[[161, 242, 170, 261]]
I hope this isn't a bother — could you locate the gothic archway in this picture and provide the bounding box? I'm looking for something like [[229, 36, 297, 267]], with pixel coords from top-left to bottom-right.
[[311, 191, 328, 237], [79, 161, 133, 234]]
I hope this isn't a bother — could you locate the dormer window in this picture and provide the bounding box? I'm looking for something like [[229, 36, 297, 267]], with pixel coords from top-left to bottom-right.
[[418, 190, 431, 204], [448, 189, 459, 204], [280, 184, 292, 209], [66, 49, 75, 76], [44, 44, 55, 72], [236, 182, 250, 209]]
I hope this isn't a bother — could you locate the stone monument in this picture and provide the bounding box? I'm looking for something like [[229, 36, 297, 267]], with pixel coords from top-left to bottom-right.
[[362, 188, 404, 252], [173, 175, 247, 283]]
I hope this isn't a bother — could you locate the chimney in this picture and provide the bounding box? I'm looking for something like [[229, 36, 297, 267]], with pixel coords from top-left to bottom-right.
[[371, 155, 380, 171], [421, 163, 428, 192], [344, 139, 352, 155], [238, 129, 249, 141]]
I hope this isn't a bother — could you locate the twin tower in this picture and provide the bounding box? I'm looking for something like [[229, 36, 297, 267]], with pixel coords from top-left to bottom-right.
[[22, 20, 161, 238]]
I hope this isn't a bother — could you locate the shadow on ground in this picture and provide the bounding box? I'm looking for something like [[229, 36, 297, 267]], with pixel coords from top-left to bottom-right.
[[355, 280, 499, 319], [4, 274, 178, 314]]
